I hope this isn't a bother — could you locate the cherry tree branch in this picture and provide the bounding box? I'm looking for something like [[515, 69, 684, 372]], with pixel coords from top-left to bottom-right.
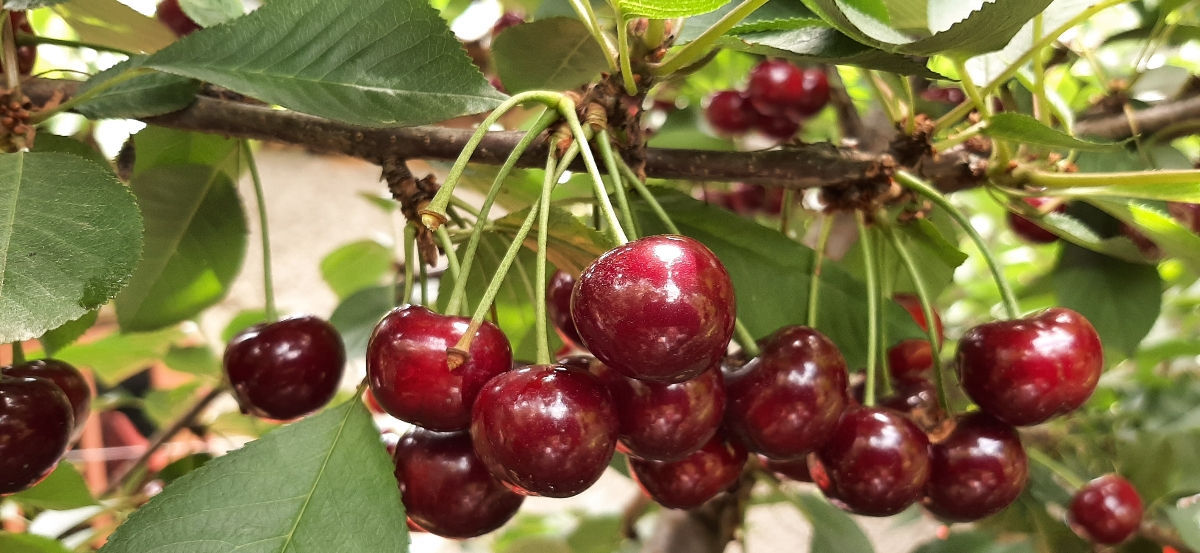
[[1075, 92, 1200, 139]]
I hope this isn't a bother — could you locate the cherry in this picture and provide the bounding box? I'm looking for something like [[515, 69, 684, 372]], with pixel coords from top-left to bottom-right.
[[1120, 223, 1160, 260], [571, 234, 736, 383], [814, 407, 932, 517], [724, 325, 848, 460], [878, 379, 940, 421], [0, 375, 73, 495], [628, 433, 746, 509], [367, 305, 512, 431], [363, 388, 385, 415], [759, 454, 812, 483], [4, 359, 91, 441], [887, 293, 944, 382], [491, 12, 524, 36], [224, 315, 345, 421], [155, 0, 201, 37], [923, 412, 1028, 521], [7, 12, 35, 76], [392, 427, 523, 538], [1068, 474, 1143, 545], [547, 270, 583, 346], [920, 86, 967, 105], [704, 90, 758, 135], [1007, 197, 1065, 244], [754, 113, 800, 140], [1167, 202, 1200, 233], [470, 364, 618, 497], [590, 358, 725, 462], [957, 307, 1102, 426], [794, 68, 830, 116]]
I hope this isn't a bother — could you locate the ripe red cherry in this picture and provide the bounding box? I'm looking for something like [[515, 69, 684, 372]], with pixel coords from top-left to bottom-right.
[[393, 428, 523, 538], [547, 270, 583, 346], [704, 90, 758, 135], [794, 68, 830, 116], [628, 433, 746, 509], [1007, 197, 1065, 244], [4, 359, 91, 441], [224, 315, 345, 421], [1068, 474, 1143, 545], [7, 12, 35, 76], [878, 379, 944, 431], [0, 376, 73, 494], [754, 114, 800, 140], [1168, 202, 1200, 233], [590, 359, 725, 462], [155, 0, 201, 37], [724, 325, 848, 460], [888, 293, 944, 382], [571, 234, 736, 383], [470, 364, 618, 497], [923, 412, 1028, 521], [746, 60, 803, 117], [957, 307, 1102, 426], [814, 407, 932, 517], [367, 305, 512, 431]]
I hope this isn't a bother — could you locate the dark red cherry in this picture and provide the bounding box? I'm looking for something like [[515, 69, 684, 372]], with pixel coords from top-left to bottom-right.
[[155, 0, 201, 37], [759, 454, 812, 483], [704, 90, 758, 135], [1007, 197, 1065, 244], [0, 376, 73, 494], [887, 293, 945, 382], [7, 12, 35, 76], [591, 359, 725, 462], [4, 359, 91, 441], [470, 364, 618, 497], [957, 307, 1102, 426], [224, 315, 345, 421], [1120, 223, 1161, 260], [754, 114, 800, 140], [367, 305, 512, 431], [393, 428, 523, 538], [920, 86, 967, 105], [547, 270, 583, 346], [794, 68, 830, 116], [1168, 202, 1200, 233], [815, 407, 932, 517], [923, 412, 1028, 521], [724, 325, 848, 460], [363, 388, 385, 415], [879, 379, 939, 418], [746, 60, 801, 117], [491, 12, 524, 36], [628, 433, 746, 509], [1069, 474, 1143, 545], [571, 234, 736, 383]]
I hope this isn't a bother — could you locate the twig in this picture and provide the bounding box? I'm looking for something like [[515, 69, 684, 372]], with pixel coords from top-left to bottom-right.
[[1075, 93, 1200, 139]]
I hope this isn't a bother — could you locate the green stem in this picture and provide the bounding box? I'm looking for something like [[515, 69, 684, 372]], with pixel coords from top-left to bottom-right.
[[894, 171, 1020, 319], [3, 11, 19, 95], [16, 33, 133, 55], [242, 141, 277, 321], [653, 0, 769, 75], [30, 67, 154, 123], [595, 129, 639, 240], [1031, 15, 1051, 126], [1027, 446, 1086, 489], [617, 156, 679, 234], [559, 98, 629, 244], [401, 224, 416, 305], [569, 0, 618, 70], [931, 119, 987, 152], [11, 341, 25, 364], [954, 58, 992, 119], [419, 257, 429, 306], [734, 318, 760, 358], [865, 70, 900, 124], [616, 16, 638, 96], [1017, 167, 1200, 189], [434, 226, 465, 313], [876, 235, 894, 397], [534, 149, 557, 365], [900, 76, 917, 135], [444, 109, 559, 315], [779, 189, 794, 235], [643, 19, 666, 49], [856, 212, 880, 408], [807, 215, 834, 328]]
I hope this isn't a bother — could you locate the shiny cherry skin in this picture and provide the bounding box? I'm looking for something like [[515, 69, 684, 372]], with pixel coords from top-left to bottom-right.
[[794, 68, 831, 116], [547, 270, 583, 346], [704, 90, 758, 135], [759, 454, 812, 483], [224, 315, 345, 421], [1069, 474, 1143, 545], [571, 235, 736, 383], [923, 412, 1028, 521], [1168, 202, 1200, 233], [724, 325, 848, 460], [755, 114, 800, 140], [393, 428, 523, 538], [628, 433, 746, 509], [747, 60, 829, 119], [591, 359, 725, 462], [815, 407, 932, 517], [1008, 197, 1065, 244], [7, 12, 35, 76], [957, 307, 1102, 426], [367, 305, 512, 431], [887, 293, 945, 382], [4, 359, 91, 441], [470, 364, 618, 497], [878, 379, 944, 431], [155, 0, 201, 37], [0, 376, 73, 494]]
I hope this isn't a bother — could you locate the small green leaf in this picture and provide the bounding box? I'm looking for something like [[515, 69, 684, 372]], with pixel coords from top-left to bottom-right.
[[720, 24, 938, 77], [73, 57, 200, 120], [320, 239, 394, 300], [0, 532, 72, 553], [1053, 243, 1162, 357], [145, 0, 505, 127], [38, 310, 99, 357], [0, 152, 143, 343], [52, 0, 177, 54], [10, 463, 97, 510], [798, 0, 909, 47], [677, 1, 818, 43], [983, 113, 1121, 152], [898, 0, 1052, 56], [163, 345, 221, 379], [54, 327, 183, 385], [329, 285, 394, 360], [790, 492, 875, 553], [99, 401, 408, 553], [179, 0, 244, 27], [618, 0, 726, 19], [493, 18, 608, 94]]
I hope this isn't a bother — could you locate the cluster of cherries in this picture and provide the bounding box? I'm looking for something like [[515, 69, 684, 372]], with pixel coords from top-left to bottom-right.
[[704, 59, 830, 140], [0, 359, 92, 495]]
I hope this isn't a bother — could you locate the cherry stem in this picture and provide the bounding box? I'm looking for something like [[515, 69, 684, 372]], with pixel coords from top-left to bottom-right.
[[779, 189, 795, 235], [242, 141, 277, 322], [2, 11, 18, 95], [568, 0, 617, 70], [15, 33, 133, 56], [559, 97, 629, 245], [653, 0, 770, 75], [1026, 446, 1086, 489], [616, 16, 638, 96], [10, 341, 24, 364], [734, 319, 760, 358], [954, 58, 993, 119], [856, 212, 880, 407], [419, 256, 429, 306], [534, 148, 557, 365], [434, 226, 466, 314], [444, 109, 559, 316], [595, 129, 639, 240], [880, 221, 951, 414], [807, 215, 834, 329], [894, 170, 1021, 319], [1015, 166, 1200, 190], [401, 224, 416, 305]]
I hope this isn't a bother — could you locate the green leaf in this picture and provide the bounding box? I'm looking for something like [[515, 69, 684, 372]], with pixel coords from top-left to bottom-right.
[[789, 492, 874, 553], [52, 0, 177, 54], [144, 0, 505, 127], [797, 0, 910, 48], [0, 152, 143, 343], [1090, 199, 1200, 275], [677, 1, 818, 43], [897, 0, 1052, 56], [38, 309, 98, 357], [54, 327, 183, 385], [9, 462, 97, 510], [0, 532, 72, 553], [156, 452, 213, 485], [179, 0, 244, 27], [73, 57, 200, 120], [320, 239, 394, 300], [565, 515, 625, 553], [163, 345, 221, 379], [1053, 243, 1162, 357], [492, 18, 608, 94], [1051, 179, 1200, 204], [720, 24, 939, 77], [99, 401, 408, 553], [1166, 503, 1200, 551], [983, 113, 1121, 152], [843, 215, 967, 299], [144, 381, 200, 425], [492, 206, 614, 275], [131, 126, 241, 175], [329, 285, 393, 360], [31, 134, 109, 167], [4, 0, 66, 9], [222, 308, 269, 342], [1024, 209, 1146, 264], [912, 531, 1035, 553], [618, 0, 726, 19]]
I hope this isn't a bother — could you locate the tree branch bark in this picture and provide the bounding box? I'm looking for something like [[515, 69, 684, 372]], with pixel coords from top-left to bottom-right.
[[1075, 92, 1200, 140]]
